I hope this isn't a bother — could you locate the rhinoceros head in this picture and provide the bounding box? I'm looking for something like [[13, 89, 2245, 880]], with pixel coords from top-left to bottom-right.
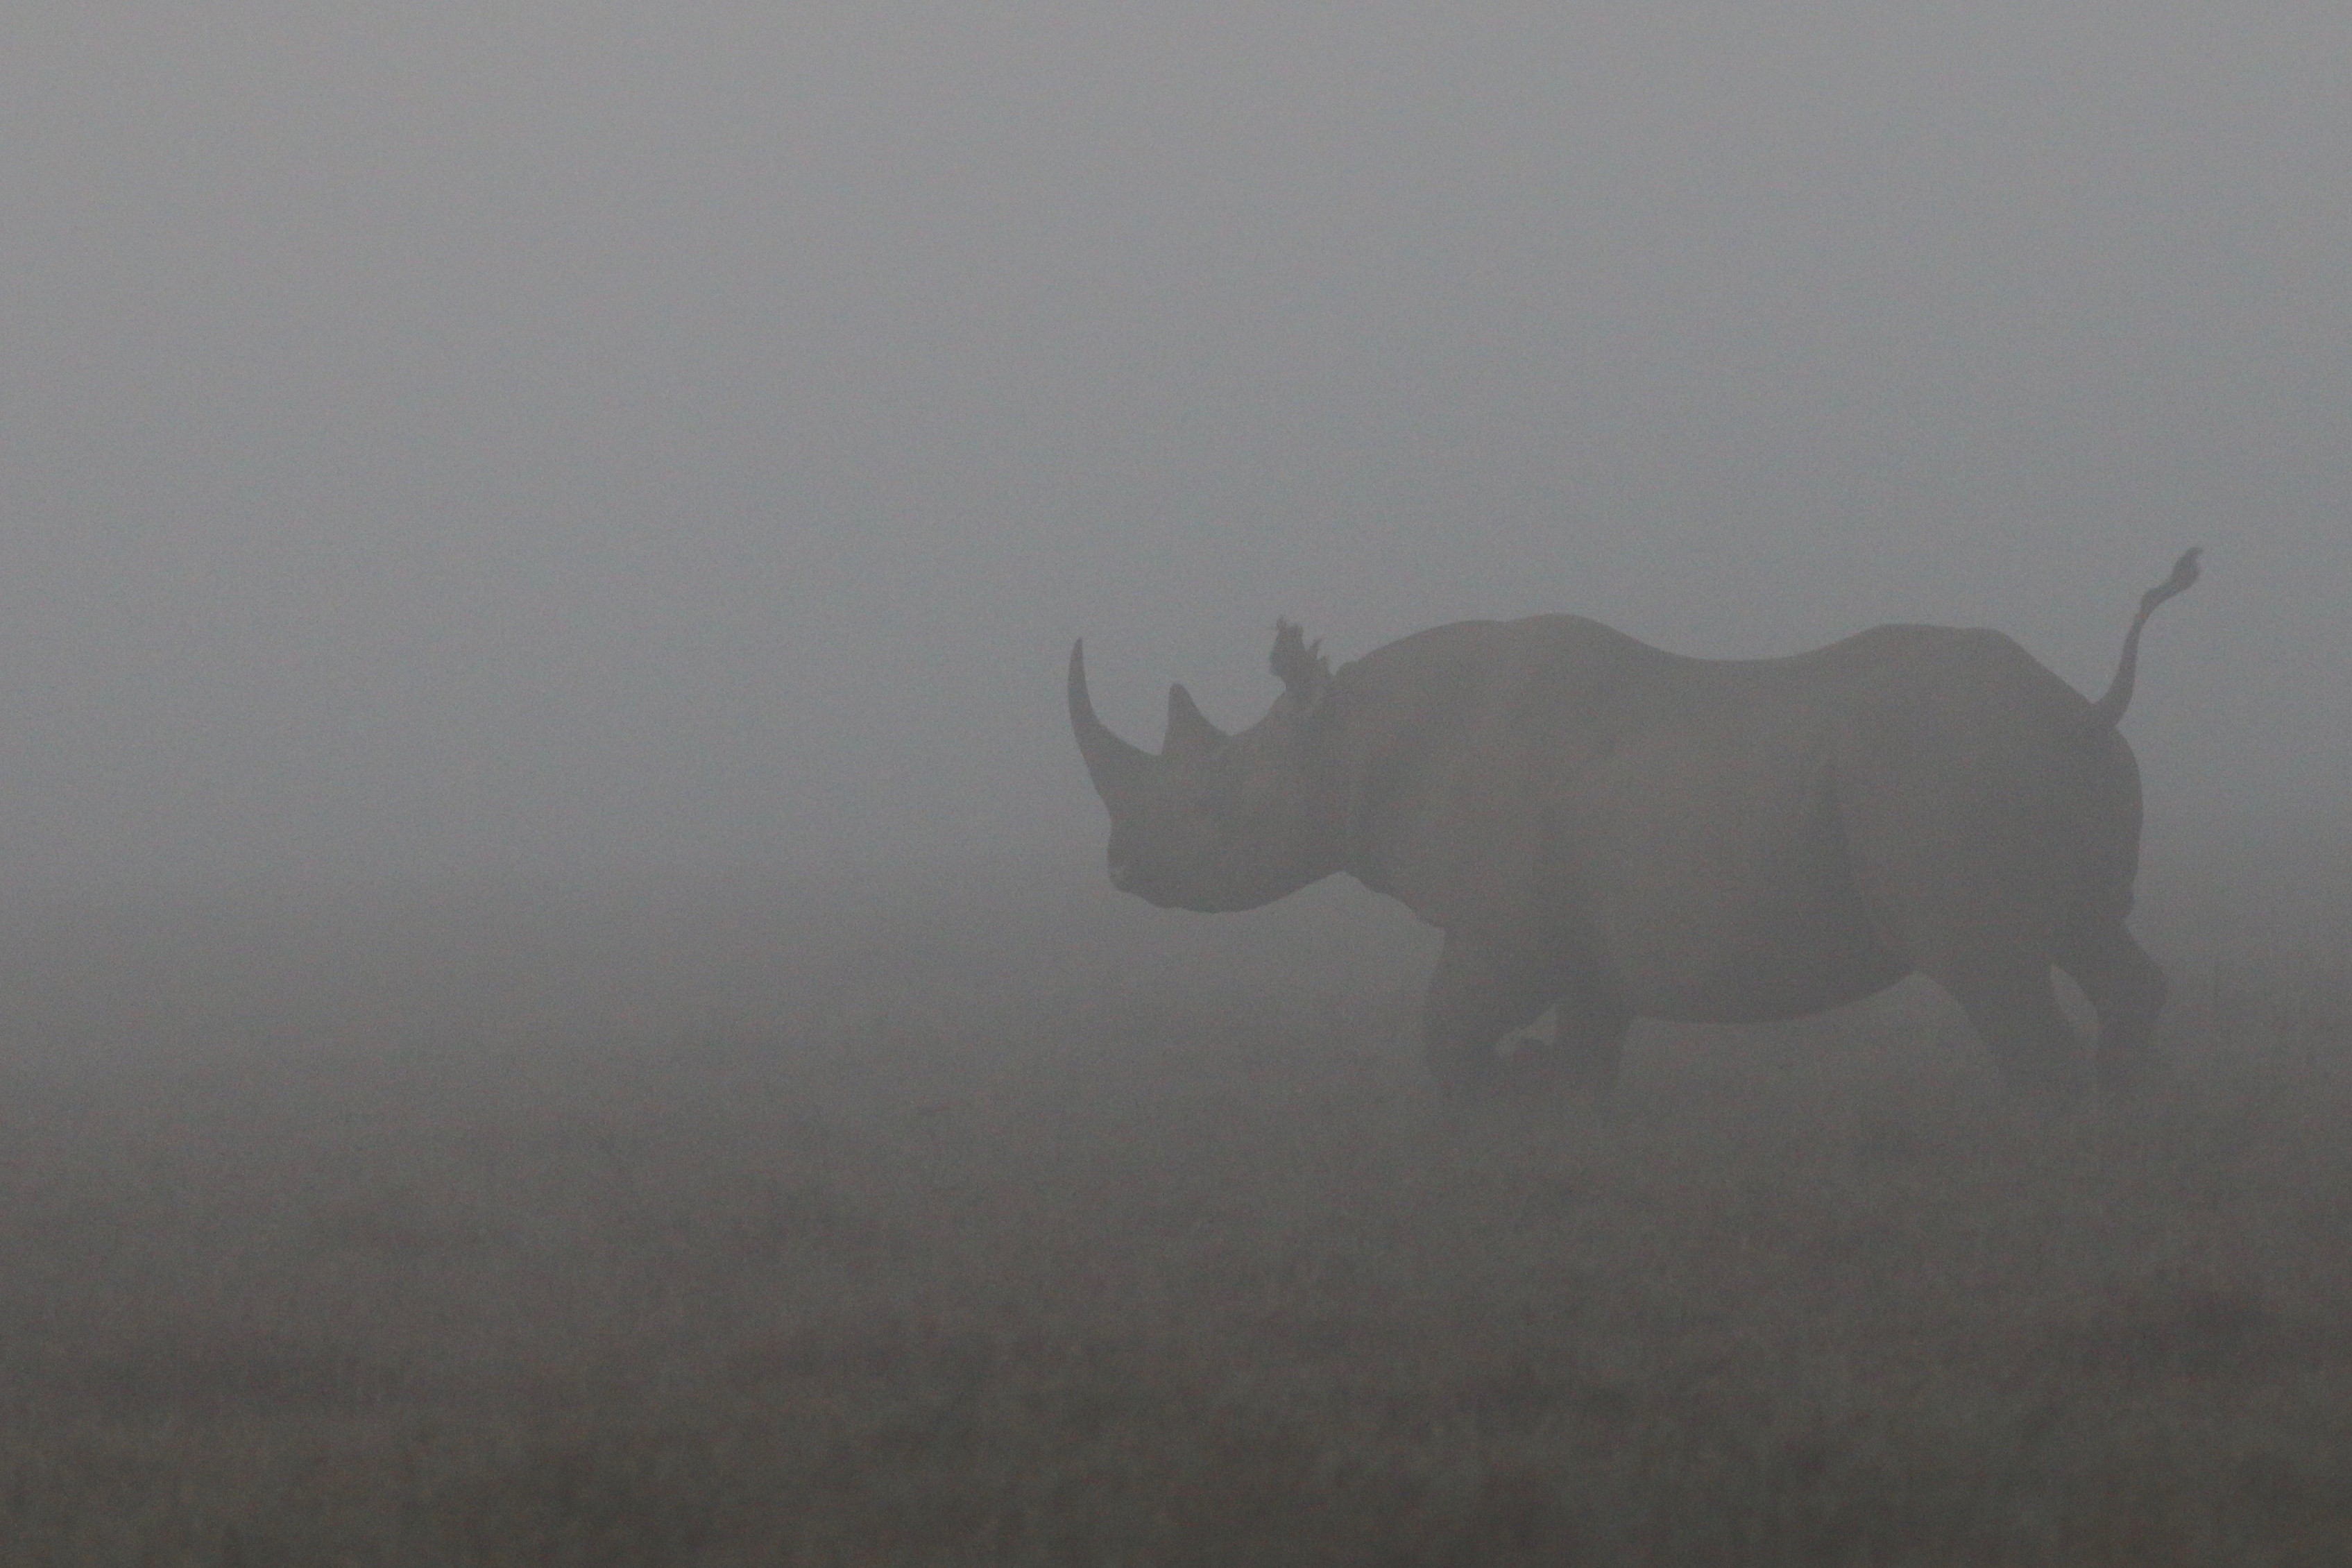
[[1068, 620, 1345, 912]]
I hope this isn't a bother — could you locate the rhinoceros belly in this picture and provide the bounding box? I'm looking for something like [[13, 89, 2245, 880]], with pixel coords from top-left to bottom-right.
[[1566, 731, 1905, 1024]]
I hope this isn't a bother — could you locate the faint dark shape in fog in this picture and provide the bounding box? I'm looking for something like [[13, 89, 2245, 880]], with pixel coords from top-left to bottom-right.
[[1071, 553, 2198, 1102]]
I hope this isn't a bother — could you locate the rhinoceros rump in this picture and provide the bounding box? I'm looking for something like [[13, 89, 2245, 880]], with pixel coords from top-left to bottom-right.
[[1070, 552, 2200, 1102]]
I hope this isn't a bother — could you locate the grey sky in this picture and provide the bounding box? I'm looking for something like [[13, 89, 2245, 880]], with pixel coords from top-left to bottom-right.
[[1, 3, 2344, 893]]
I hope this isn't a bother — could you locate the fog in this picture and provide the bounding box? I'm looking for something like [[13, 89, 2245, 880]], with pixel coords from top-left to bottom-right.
[[0, 3, 2344, 897], [11, 10, 2352, 1558]]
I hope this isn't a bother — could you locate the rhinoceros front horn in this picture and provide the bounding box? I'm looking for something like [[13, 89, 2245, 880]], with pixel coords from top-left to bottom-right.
[[1068, 640, 1152, 807]]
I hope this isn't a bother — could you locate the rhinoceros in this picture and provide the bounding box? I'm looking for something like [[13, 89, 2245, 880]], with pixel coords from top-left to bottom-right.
[[1069, 552, 2199, 1101]]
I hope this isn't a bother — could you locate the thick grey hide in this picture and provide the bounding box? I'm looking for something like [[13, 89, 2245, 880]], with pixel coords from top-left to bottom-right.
[[1071, 553, 2200, 1102]]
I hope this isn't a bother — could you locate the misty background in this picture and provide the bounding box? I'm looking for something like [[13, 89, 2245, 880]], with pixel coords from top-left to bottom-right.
[[10, 15, 2352, 1558], [1, 2, 2345, 905]]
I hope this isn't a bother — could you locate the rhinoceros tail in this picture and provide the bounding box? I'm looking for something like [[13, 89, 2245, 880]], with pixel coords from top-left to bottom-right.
[[2086, 548, 2201, 731]]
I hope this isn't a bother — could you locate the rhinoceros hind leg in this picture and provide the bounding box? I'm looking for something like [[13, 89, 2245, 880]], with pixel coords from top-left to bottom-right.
[[1927, 958, 2091, 1105], [2056, 922, 2171, 1096]]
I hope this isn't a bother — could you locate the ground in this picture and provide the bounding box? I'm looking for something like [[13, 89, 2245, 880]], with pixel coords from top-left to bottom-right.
[[0, 869, 2346, 1565]]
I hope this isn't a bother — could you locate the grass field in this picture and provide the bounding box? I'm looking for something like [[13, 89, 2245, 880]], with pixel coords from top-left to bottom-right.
[[0, 862, 2347, 1565]]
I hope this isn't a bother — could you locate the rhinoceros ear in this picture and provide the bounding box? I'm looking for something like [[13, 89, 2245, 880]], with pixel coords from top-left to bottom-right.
[[1163, 683, 1228, 758], [1270, 619, 1333, 718]]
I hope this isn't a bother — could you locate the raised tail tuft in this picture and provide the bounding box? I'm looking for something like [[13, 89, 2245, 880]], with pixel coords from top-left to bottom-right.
[[2086, 548, 2200, 730]]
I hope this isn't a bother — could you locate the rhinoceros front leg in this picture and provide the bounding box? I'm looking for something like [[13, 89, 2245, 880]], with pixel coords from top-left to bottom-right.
[[1421, 933, 1623, 1100], [1421, 934, 1546, 1098], [1544, 994, 1633, 1102]]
